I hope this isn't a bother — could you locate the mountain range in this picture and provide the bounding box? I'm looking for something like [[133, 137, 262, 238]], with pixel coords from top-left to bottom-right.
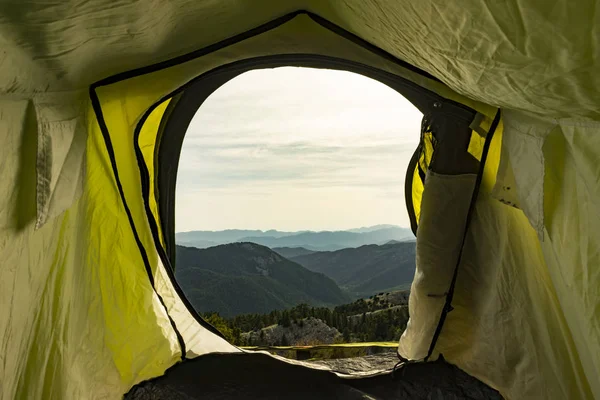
[[175, 243, 351, 317], [272, 247, 317, 259], [288, 241, 416, 298], [176, 225, 414, 251]]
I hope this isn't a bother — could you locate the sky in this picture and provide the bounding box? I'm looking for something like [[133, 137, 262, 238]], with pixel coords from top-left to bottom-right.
[[176, 67, 422, 232]]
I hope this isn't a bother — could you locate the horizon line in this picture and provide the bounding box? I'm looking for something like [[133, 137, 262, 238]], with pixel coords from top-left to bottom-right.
[[175, 224, 411, 234]]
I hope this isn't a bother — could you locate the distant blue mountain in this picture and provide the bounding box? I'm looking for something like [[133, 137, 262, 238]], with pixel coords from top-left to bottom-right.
[[347, 224, 399, 233], [176, 229, 300, 246], [176, 226, 414, 252]]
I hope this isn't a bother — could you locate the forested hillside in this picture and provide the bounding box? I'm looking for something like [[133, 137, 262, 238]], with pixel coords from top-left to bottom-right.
[[176, 243, 350, 317], [272, 247, 317, 258], [290, 242, 416, 297], [204, 291, 410, 346]]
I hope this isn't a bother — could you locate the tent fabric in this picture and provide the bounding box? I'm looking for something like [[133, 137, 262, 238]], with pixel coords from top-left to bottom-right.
[[0, 1, 596, 118], [401, 131, 596, 398], [399, 171, 478, 361], [0, 2, 598, 400]]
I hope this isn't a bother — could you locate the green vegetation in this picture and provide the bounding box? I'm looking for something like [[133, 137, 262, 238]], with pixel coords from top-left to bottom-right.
[[175, 239, 415, 350], [202, 293, 409, 347], [290, 241, 416, 297], [176, 243, 350, 317], [272, 246, 317, 258]]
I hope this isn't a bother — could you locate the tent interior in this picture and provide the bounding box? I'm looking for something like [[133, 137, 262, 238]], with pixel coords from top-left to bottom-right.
[[1, 3, 598, 399]]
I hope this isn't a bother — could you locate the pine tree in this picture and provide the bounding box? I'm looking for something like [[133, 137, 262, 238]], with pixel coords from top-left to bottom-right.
[[343, 328, 351, 343], [280, 311, 291, 327]]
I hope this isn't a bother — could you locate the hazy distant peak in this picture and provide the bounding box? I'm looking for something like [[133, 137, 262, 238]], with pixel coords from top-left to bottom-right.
[[347, 224, 400, 233], [176, 226, 414, 251]]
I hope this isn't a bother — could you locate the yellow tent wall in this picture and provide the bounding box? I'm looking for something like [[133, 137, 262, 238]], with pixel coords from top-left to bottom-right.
[[0, 2, 599, 399]]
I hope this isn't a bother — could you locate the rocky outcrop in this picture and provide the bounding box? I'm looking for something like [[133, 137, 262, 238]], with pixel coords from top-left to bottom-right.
[[310, 351, 399, 373], [243, 317, 341, 346]]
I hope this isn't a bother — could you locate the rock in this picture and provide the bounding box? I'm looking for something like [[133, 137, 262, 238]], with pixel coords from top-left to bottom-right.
[[243, 317, 341, 346], [310, 351, 399, 373]]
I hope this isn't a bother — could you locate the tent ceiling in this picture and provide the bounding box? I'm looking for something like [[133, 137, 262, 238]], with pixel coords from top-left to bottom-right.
[[0, 0, 598, 118]]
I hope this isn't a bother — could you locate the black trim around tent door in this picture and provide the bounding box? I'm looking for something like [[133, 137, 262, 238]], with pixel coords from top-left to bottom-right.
[[152, 54, 477, 269], [92, 10, 441, 88], [138, 55, 477, 352], [140, 54, 477, 353], [90, 10, 479, 358], [90, 10, 450, 356], [405, 146, 421, 236]]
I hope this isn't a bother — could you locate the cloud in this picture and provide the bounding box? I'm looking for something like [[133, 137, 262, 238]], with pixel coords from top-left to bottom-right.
[[178, 141, 412, 189], [176, 67, 422, 231]]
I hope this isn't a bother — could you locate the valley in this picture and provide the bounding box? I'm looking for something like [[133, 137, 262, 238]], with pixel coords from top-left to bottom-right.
[[176, 243, 350, 317], [174, 225, 416, 347]]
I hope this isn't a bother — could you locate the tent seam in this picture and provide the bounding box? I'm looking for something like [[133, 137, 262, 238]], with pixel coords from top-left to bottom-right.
[[88, 85, 187, 360]]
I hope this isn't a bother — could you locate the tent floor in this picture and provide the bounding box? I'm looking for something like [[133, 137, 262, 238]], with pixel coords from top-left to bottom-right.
[[125, 353, 502, 399]]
